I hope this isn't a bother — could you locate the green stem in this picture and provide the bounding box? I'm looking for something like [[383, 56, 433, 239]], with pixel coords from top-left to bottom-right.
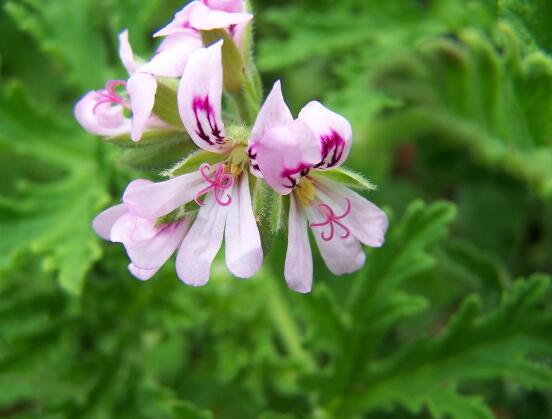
[[264, 269, 316, 371]]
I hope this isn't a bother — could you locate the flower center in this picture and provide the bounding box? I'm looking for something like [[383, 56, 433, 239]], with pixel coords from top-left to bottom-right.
[[195, 163, 234, 207], [93, 80, 128, 114], [310, 198, 352, 241], [295, 177, 316, 207]]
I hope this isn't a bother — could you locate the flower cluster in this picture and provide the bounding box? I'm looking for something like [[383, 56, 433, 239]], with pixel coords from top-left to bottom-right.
[[76, 0, 388, 293]]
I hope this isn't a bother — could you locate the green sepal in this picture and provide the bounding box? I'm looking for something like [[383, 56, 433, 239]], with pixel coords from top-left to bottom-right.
[[201, 29, 245, 94], [312, 167, 377, 191], [269, 192, 285, 234], [117, 133, 196, 171], [251, 176, 274, 255], [165, 149, 225, 178], [156, 201, 198, 226], [153, 77, 182, 128], [104, 129, 189, 149]]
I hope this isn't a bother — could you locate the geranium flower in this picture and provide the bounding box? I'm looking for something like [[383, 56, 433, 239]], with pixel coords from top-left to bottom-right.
[[122, 40, 263, 286], [93, 180, 192, 280], [249, 82, 389, 293], [154, 0, 253, 47]]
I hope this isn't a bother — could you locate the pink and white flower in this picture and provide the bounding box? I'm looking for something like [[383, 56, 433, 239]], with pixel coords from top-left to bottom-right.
[[249, 82, 389, 293], [155, 0, 252, 48], [122, 40, 263, 286], [93, 180, 192, 281]]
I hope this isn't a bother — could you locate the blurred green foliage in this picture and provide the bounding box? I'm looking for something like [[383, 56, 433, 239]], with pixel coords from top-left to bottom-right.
[[1, 0, 552, 418]]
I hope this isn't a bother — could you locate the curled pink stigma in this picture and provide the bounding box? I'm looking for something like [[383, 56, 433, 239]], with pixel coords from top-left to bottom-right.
[[310, 198, 352, 241], [93, 80, 128, 114], [195, 163, 234, 207]]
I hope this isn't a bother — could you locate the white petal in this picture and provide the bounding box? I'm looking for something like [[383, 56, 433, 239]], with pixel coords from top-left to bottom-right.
[[118, 30, 142, 74], [188, 2, 252, 31], [176, 192, 230, 286], [127, 73, 158, 142], [123, 171, 206, 219], [178, 40, 227, 152], [92, 204, 128, 240], [298, 101, 352, 169], [224, 174, 262, 278], [313, 177, 388, 247], [128, 263, 159, 281], [126, 218, 192, 270], [284, 195, 313, 293], [139, 35, 202, 78], [305, 204, 365, 276]]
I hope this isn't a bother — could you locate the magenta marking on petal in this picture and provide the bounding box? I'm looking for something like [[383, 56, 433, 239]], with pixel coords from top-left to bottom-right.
[[192, 96, 226, 146], [310, 198, 352, 241], [315, 129, 346, 169], [93, 80, 129, 114], [246, 146, 260, 172], [195, 163, 234, 207], [281, 163, 312, 190]]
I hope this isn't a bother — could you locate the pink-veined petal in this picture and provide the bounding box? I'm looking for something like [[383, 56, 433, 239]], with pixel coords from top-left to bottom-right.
[[92, 204, 128, 240], [305, 202, 366, 275], [224, 174, 262, 278], [188, 2, 252, 31], [118, 30, 142, 74], [176, 192, 230, 286], [74, 91, 131, 137], [178, 40, 227, 152], [123, 171, 207, 219], [202, 0, 244, 13], [298, 101, 352, 169], [284, 195, 313, 293], [128, 263, 159, 281], [126, 218, 192, 270], [157, 32, 201, 53], [313, 177, 388, 248], [140, 35, 202, 78], [254, 119, 321, 195], [127, 73, 158, 142]]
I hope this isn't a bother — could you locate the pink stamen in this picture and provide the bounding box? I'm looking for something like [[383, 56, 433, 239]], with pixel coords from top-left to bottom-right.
[[93, 80, 129, 114], [195, 163, 234, 207], [310, 198, 352, 241]]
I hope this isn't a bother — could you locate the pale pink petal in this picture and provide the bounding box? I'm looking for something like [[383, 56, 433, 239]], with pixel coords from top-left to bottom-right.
[[249, 80, 293, 147], [128, 263, 159, 281], [305, 203, 366, 275], [254, 119, 321, 195], [110, 212, 136, 243], [74, 91, 131, 137], [178, 40, 227, 152], [313, 177, 388, 248], [92, 204, 128, 240], [127, 73, 158, 142], [157, 32, 201, 53], [126, 218, 192, 270], [176, 192, 230, 286], [140, 35, 202, 78], [118, 30, 142, 74], [284, 195, 313, 293], [189, 2, 252, 31], [154, 2, 198, 38], [224, 174, 262, 278], [123, 170, 207, 219], [202, 0, 244, 13], [298, 101, 352, 169]]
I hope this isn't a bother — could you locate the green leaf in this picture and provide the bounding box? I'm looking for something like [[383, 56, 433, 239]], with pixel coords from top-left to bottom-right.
[[172, 400, 214, 419], [0, 83, 107, 294]]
